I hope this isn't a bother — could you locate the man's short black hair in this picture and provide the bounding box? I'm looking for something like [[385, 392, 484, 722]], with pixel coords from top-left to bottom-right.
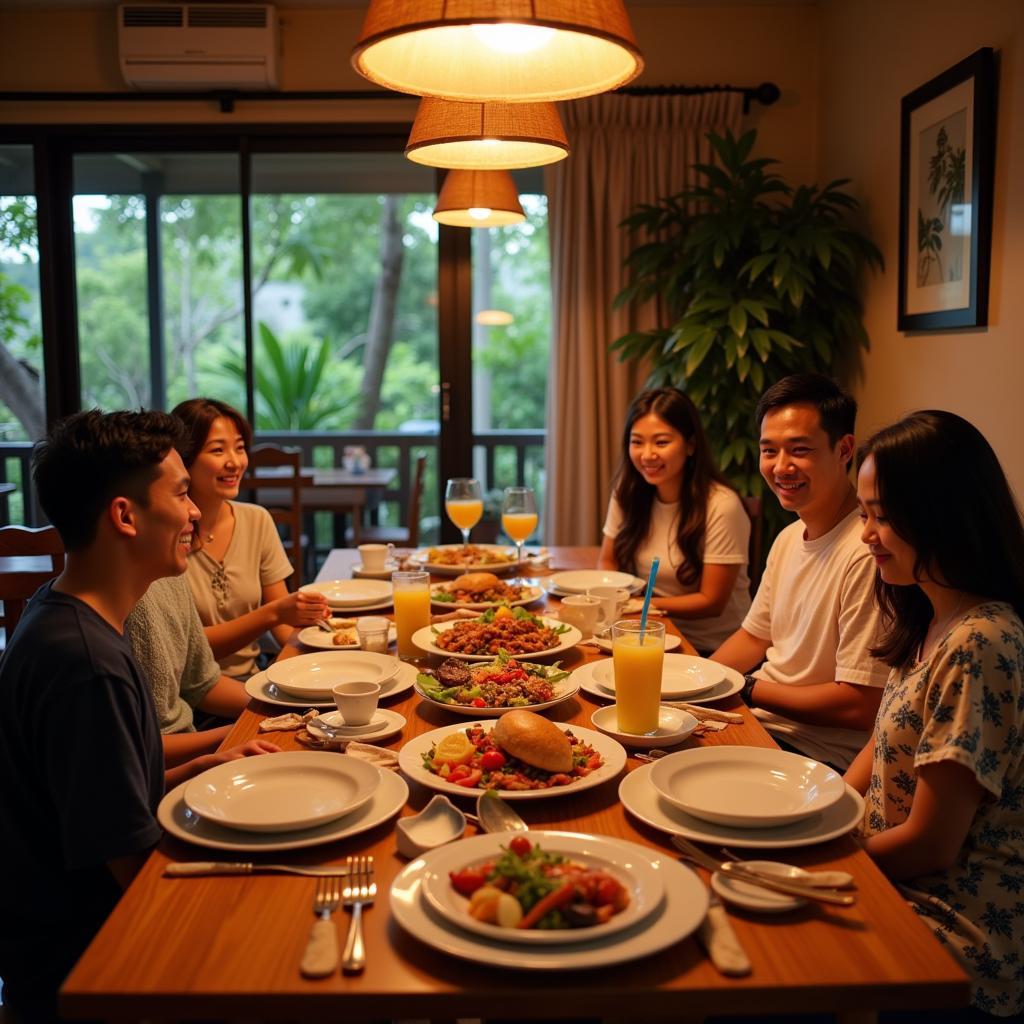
[[756, 373, 857, 449], [32, 409, 186, 552]]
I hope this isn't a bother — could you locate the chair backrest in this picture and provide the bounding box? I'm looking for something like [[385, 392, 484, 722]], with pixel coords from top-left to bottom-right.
[[245, 444, 303, 588], [0, 525, 65, 642], [405, 454, 428, 549], [742, 495, 764, 597]]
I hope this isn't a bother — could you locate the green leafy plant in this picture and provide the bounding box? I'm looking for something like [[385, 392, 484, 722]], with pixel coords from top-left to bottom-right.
[[613, 129, 882, 503]]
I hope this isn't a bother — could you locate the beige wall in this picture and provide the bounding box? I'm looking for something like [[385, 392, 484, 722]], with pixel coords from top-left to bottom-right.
[[0, 4, 820, 184], [818, 0, 1024, 499]]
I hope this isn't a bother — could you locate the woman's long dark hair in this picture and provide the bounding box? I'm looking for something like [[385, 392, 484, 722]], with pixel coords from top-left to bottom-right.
[[612, 387, 733, 588], [861, 410, 1024, 668], [171, 398, 253, 469]]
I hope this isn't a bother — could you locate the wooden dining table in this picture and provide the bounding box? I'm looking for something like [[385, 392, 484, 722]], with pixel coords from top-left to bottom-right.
[[61, 547, 968, 1022]]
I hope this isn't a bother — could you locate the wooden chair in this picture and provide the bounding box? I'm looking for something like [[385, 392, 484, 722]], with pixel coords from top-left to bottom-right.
[[0, 525, 65, 645], [244, 444, 305, 588], [743, 495, 764, 596], [346, 454, 427, 549]]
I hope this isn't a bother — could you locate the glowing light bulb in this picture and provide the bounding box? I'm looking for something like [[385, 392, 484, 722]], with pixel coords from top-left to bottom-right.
[[471, 23, 556, 55], [468, 207, 493, 220]]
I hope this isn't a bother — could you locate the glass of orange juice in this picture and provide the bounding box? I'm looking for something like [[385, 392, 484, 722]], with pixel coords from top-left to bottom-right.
[[611, 619, 665, 735], [501, 486, 537, 571], [445, 478, 483, 552], [392, 570, 431, 661]]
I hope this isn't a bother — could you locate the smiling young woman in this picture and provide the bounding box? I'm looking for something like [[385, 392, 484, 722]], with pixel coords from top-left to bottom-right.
[[171, 398, 329, 679], [597, 387, 751, 654]]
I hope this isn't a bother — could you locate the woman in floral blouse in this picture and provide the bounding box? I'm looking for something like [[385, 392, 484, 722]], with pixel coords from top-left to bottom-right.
[[849, 411, 1024, 1019]]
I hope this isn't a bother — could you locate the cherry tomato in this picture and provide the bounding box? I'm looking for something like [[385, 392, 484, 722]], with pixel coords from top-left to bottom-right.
[[449, 868, 487, 896], [448, 764, 471, 781], [509, 836, 532, 858], [471, 697, 487, 708], [595, 876, 623, 906], [480, 751, 506, 771], [453, 769, 483, 788]]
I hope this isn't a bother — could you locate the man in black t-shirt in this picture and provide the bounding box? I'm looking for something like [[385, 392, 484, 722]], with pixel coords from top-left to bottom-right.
[[0, 410, 278, 1022]]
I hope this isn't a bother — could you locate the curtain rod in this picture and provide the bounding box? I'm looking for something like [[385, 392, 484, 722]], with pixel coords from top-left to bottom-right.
[[0, 82, 781, 115]]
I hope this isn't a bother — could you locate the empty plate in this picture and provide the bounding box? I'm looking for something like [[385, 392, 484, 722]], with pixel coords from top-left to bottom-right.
[[265, 651, 400, 700], [590, 704, 699, 748], [593, 654, 722, 699], [182, 751, 380, 833], [649, 747, 845, 829], [301, 578, 393, 607], [547, 570, 638, 594]]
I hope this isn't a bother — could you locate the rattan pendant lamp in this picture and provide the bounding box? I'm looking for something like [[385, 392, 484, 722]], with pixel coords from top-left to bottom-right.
[[407, 98, 569, 170], [432, 169, 526, 228], [352, 1, 644, 103]]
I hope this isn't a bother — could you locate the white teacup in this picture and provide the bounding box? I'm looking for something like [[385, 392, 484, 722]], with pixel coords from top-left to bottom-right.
[[332, 680, 381, 726], [558, 594, 604, 639], [588, 585, 630, 627], [358, 542, 394, 573]]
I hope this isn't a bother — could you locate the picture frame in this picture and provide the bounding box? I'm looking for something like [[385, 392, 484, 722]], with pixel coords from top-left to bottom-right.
[[898, 47, 997, 331]]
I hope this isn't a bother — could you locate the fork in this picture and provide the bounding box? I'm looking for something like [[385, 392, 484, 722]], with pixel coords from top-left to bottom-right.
[[299, 874, 343, 978], [342, 854, 376, 974]]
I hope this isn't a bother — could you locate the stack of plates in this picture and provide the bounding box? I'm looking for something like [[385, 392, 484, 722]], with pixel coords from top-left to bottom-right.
[[300, 579, 393, 611], [620, 748, 865, 849], [389, 830, 709, 970], [157, 750, 409, 852], [543, 570, 644, 599], [244, 661, 417, 710], [265, 651, 401, 701]]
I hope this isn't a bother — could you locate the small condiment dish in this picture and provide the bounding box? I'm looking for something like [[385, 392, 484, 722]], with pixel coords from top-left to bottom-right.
[[395, 795, 467, 858]]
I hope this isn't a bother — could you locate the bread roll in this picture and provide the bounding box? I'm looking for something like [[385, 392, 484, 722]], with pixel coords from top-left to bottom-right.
[[492, 710, 573, 773], [452, 571, 501, 595]]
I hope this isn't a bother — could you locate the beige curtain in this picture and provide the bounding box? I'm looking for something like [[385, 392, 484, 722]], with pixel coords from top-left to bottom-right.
[[543, 92, 743, 545]]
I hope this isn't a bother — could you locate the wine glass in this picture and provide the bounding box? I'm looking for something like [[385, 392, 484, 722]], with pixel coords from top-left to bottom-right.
[[501, 486, 537, 572], [445, 478, 483, 552]]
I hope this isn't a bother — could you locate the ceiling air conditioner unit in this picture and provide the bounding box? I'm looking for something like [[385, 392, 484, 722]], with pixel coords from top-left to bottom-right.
[[118, 3, 279, 90]]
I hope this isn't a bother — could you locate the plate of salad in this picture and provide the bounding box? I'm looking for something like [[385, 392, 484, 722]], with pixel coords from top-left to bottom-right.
[[420, 830, 664, 944], [411, 606, 581, 661], [415, 654, 579, 717]]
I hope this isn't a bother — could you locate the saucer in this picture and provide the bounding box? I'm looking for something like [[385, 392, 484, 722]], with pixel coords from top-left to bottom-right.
[[306, 708, 406, 743], [710, 860, 808, 913], [353, 562, 400, 580], [590, 704, 699, 748]]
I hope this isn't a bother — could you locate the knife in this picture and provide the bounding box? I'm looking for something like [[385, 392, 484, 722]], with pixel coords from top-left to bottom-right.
[[697, 891, 752, 977], [166, 861, 349, 878]]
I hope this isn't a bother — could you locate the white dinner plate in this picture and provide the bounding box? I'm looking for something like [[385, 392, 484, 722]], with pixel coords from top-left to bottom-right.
[[306, 708, 406, 743], [389, 847, 707, 970], [411, 616, 583, 662], [297, 623, 398, 651], [243, 662, 416, 709], [429, 579, 544, 611], [419, 830, 665, 945], [301, 578, 393, 608], [266, 651, 400, 700], [398, 721, 627, 801], [183, 751, 380, 833], [547, 569, 640, 594], [572, 659, 743, 706], [410, 544, 518, 577], [159, 766, 408, 852], [414, 673, 580, 718], [591, 654, 723, 700], [649, 747, 845, 828], [619, 762, 865, 849], [589, 705, 699, 748]]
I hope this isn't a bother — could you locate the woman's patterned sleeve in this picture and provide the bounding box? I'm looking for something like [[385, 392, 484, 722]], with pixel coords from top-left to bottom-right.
[[915, 611, 1024, 800]]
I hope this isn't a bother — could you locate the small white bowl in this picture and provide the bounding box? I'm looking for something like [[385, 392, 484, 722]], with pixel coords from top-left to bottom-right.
[[395, 795, 467, 859], [590, 704, 699, 748]]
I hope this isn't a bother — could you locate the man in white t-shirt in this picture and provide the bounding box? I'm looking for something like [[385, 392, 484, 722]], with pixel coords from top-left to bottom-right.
[[711, 374, 888, 769]]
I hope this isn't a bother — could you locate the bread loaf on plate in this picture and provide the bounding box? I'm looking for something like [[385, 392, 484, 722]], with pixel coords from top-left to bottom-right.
[[451, 571, 501, 595], [492, 709, 573, 773]]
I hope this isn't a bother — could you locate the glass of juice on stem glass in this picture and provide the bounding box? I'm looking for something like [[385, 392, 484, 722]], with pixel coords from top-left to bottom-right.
[[392, 571, 431, 661], [445, 478, 483, 552], [501, 486, 537, 571], [612, 619, 665, 735]]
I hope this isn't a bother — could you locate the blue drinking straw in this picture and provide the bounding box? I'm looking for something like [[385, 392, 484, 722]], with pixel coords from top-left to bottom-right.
[[639, 557, 659, 643]]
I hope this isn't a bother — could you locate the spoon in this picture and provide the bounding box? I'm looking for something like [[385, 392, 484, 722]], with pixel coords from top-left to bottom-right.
[[719, 847, 855, 889], [474, 791, 528, 833]]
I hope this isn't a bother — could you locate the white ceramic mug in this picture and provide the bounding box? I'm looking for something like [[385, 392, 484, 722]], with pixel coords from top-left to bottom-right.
[[558, 594, 604, 639], [587, 585, 630, 627], [358, 542, 394, 572], [332, 680, 381, 726]]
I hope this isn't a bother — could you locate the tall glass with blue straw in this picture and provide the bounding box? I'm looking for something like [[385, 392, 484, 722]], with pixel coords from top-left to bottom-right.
[[612, 559, 665, 735]]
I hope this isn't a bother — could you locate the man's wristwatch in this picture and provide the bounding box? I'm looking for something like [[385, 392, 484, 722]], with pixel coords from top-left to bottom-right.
[[740, 674, 759, 705]]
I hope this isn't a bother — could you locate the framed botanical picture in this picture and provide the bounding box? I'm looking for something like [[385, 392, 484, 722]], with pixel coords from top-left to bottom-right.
[[898, 47, 997, 330]]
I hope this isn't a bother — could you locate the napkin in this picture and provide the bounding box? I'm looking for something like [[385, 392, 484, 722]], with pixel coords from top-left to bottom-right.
[[431, 609, 481, 624], [623, 598, 665, 616], [259, 709, 319, 732], [294, 730, 400, 770]]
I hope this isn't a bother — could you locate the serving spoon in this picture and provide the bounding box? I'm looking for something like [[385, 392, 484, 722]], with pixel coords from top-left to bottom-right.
[[468, 791, 528, 833]]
